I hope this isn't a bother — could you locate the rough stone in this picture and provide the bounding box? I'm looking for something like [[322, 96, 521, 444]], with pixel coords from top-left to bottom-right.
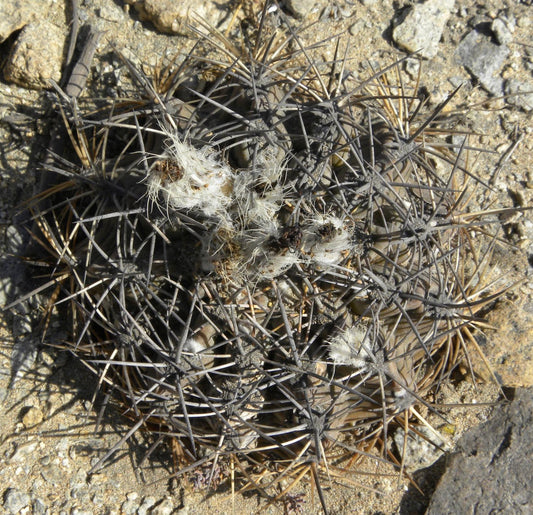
[[492, 15, 515, 45], [456, 27, 509, 95], [472, 296, 533, 387], [22, 405, 44, 428], [151, 497, 174, 515], [32, 497, 47, 515], [3, 488, 31, 514], [3, 20, 66, 90], [282, 0, 318, 19], [0, 0, 51, 42], [121, 498, 139, 515], [505, 79, 533, 112], [427, 388, 533, 514], [125, 0, 224, 35], [97, 3, 124, 23], [137, 496, 156, 515], [392, 0, 455, 59], [9, 440, 39, 462], [394, 425, 449, 470]]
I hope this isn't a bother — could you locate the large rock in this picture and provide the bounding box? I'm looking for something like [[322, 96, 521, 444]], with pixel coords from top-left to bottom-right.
[[427, 388, 533, 514], [125, 0, 224, 35], [3, 20, 66, 90], [473, 296, 533, 387], [0, 0, 52, 43]]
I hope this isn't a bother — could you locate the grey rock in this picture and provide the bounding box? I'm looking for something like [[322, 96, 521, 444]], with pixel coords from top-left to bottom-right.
[[151, 497, 174, 515], [348, 19, 367, 36], [97, 4, 124, 23], [456, 28, 509, 95], [404, 57, 421, 80], [394, 425, 449, 470], [505, 79, 533, 112], [3, 20, 66, 90], [492, 16, 515, 45], [3, 488, 31, 514], [41, 463, 64, 486], [32, 497, 48, 515], [427, 388, 533, 514], [137, 496, 156, 515], [120, 498, 139, 515], [392, 0, 455, 59], [282, 0, 317, 19]]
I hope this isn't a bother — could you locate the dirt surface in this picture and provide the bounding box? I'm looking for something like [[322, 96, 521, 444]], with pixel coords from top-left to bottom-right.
[[0, 1, 531, 514]]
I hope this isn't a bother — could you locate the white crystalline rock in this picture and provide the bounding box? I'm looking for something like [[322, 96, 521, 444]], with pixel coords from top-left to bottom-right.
[[329, 325, 374, 370], [148, 133, 234, 222], [304, 216, 352, 267]]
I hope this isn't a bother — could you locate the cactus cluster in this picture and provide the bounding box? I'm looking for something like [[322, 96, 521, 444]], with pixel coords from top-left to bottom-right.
[[20, 6, 505, 506]]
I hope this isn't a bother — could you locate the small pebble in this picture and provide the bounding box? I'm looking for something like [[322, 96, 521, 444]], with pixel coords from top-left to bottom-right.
[[505, 79, 533, 112], [491, 17, 514, 45], [121, 499, 139, 515], [137, 496, 157, 515], [283, 0, 317, 19], [32, 498, 47, 515], [3, 488, 31, 514], [151, 497, 174, 515], [394, 425, 449, 470], [22, 406, 44, 429]]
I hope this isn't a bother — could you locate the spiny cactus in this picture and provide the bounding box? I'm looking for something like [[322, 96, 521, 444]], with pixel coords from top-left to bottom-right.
[[15, 4, 511, 510]]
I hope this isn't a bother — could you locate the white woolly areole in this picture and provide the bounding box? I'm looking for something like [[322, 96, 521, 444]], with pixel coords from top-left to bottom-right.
[[256, 251, 299, 280], [183, 337, 206, 354], [329, 325, 374, 370], [233, 173, 284, 226], [241, 220, 299, 280], [147, 133, 234, 221], [304, 216, 352, 267]]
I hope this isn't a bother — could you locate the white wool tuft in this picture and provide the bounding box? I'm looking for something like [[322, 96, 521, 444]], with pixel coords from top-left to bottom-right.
[[329, 325, 374, 370], [304, 216, 352, 267], [147, 132, 234, 222]]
